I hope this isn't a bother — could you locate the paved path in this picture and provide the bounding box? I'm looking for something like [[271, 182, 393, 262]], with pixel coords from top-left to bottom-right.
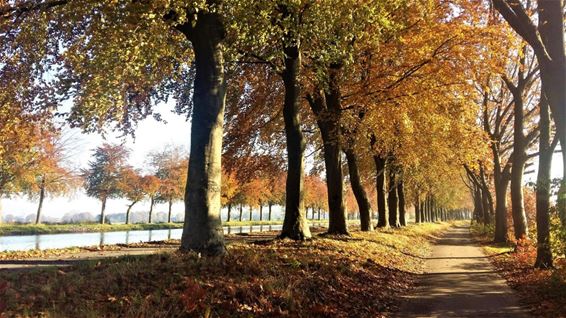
[[397, 225, 530, 318]]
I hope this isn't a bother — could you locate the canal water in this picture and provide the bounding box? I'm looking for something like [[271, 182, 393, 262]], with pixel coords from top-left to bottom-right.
[[0, 224, 303, 252]]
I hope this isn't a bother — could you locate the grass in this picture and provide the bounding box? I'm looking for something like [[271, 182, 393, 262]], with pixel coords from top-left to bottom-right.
[[0, 222, 450, 317], [471, 223, 566, 318], [0, 220, 316, 236]]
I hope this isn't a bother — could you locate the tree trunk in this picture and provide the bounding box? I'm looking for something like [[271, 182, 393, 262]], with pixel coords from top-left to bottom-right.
[[239, 204, 243, 222], [535, 96, 553, 268], [307, 65, 348, 235], [168, 199, 173, 223], [493, 140, 511, 242], [536, 1, 566, 223], [249, 205, 252, 221], [415, 197, 421, 224], [148, 196, 154, 224], [126, 201, 137, 225], [260, 205, 263, 221], [374, 155, 389, 227], [481, 186, 491, 225], [318, 207, 321, 220], [100, 196, 107, 224], [178, 10, 226, 255], [510, 88, 528, 240], [35, 177, 45, 224], [279, 43, 311, 240], [387, 167, 399, 227], [268, 203, 272, 221], [345, 149, 373, 231], [398, 179, 406, 226]]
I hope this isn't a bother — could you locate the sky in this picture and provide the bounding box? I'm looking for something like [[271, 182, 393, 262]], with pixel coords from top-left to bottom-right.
[[1, 100, 564, 222]]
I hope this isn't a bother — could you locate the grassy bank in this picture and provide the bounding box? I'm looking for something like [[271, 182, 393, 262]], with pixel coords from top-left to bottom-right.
[[0, 220, 311, 236], [471, 224, 566, 318], [0, 222, 450, 317]]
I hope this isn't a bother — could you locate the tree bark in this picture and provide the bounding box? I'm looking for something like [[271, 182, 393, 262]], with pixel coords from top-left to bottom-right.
[[279, 43, 311, 240], [374, 155, 389, 227], [535, 96, 554, 268], [398, 179, 406, 226], [387, 167, 399, 227], [35, 177, 45, 224], [345, 149, 373, 231], [178, 10, 226, 255]]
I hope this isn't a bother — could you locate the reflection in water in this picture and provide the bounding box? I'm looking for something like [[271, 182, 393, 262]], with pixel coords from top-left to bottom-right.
[[0, 223, 324, 252]]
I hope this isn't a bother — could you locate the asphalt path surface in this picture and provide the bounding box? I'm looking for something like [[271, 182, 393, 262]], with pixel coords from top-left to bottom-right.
[[396, 225, 530, 317]]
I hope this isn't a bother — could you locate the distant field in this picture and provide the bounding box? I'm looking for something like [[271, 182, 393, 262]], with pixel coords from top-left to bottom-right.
[[0, 220, 332, 236]]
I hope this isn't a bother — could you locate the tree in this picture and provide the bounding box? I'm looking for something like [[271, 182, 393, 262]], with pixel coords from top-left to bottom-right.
[[22, 131, 81, 224], [118, 167, 145, 224], [492, 0, 566, 223], [141, 175, 161, 224], [0, 0, 240, 255], [150, 146, 188, 223], [221, 169, 239, 222], [83, 144, 129, 224]]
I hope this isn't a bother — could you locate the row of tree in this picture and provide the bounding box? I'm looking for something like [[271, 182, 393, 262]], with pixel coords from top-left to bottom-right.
[[1, 0, 562, 262]]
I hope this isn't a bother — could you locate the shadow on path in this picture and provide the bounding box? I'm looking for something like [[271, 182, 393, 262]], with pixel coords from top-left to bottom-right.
[[395, 225, 530, 318]]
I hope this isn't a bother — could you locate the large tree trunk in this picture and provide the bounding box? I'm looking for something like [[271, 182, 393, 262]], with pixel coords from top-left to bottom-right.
[[345, 149, 373, 231], [179, 10, 226, 255], [535, 97, 554, 268], [323, 137, 347, 234], [374, 156, 389, 227], [168, 199, 173, 223], [387, 167, 399, 227], [268, 203, 272, 221], [239, 204, 243, 222], [279, 43, 311, 240], [537, 1, 566, 223], [35, 177, 45, 224], [398, 179, 406, 226], [308, 66, 348, 235], [249, 206, 252, 221]]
